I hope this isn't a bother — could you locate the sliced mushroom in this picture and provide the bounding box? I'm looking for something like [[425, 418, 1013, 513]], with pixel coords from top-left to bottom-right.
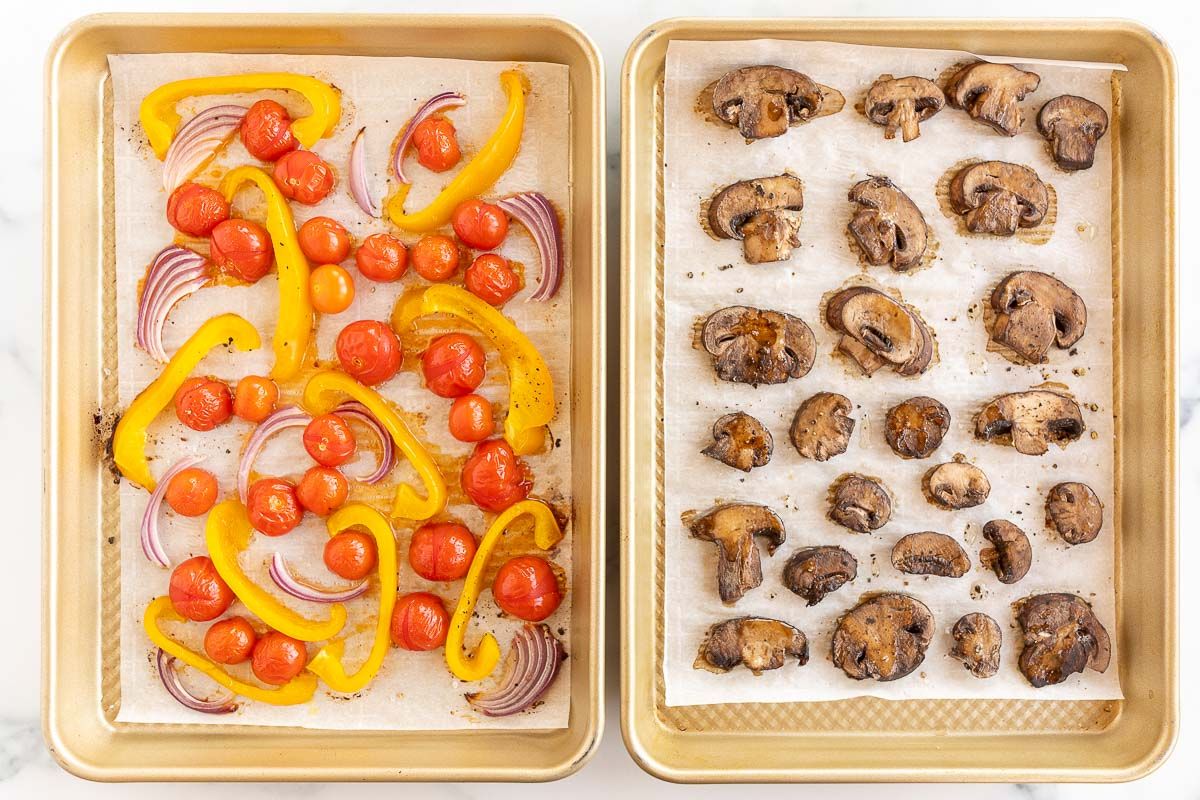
[[782, 546, 858, 606], [707, 175, 806, 263], [701, 412, 773, 472], [825, 286, 934, 376], [981, 520, 1032, 584], [789, 392, 855, 462], [990, 271, 1087, 363], [949, 161, 1049, 236], [1016, 593, 1111, 687], [924, 461, 991, 509], [684, 503, 786, 604], [1046, 482, 1103, 545], [831, 593, 934, 681], [701, 305, 816, 386], [974, 390, 1085, 456], [829, 474, 892, 533], [847, 177, 929, 271], [1037, 95, 1109, 171], [711, 66, 824, 140], [694, 617, 809, 675], [892, 532, 970, 577], [865, 75, 945, 142], [950, 612, 1002, 678], [946, 62, 1041, 136], [885, 396, 950, 459]]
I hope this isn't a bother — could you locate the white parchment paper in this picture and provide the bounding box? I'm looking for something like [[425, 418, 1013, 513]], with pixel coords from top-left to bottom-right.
[[110, 53, 572, 729], [662, 40, 1121, 705]]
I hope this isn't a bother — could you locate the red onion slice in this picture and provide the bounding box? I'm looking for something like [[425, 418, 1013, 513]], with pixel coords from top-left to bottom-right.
[[162, 104, 247, 191], [348, 127, 379, 218], [496, 193, 564, 302], [466, 624, 565, 717], [268, 552, 368, 603], [156, 648, 237, 714], [136, 246, 210, 363], [140, 455, 206, 568], [334, 401, 395, 484], [391, 91, 466, 183], [237, 405, 313, 503]]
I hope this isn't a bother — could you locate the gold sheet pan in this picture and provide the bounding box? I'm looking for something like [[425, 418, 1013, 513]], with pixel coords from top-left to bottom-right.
[[621, 17, 1176, 783]]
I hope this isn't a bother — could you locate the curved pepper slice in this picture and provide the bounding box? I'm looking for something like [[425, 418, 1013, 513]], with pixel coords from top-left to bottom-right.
[[392, 285, 553, 455], [113, 313, 260, 491], [305, 504, 397, 693], [303, 370, 447, 521], [386, 70, 528, 232], [445, 499, 563, 682], [140, 73, 341, 160], [220, 166, 313, 382], [144, 596, 317, 705], [205, 499, 347, 642]]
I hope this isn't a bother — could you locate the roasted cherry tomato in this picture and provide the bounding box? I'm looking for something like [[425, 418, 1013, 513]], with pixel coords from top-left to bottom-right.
[[272, 149, 335, 205], [167, 182, 229, 237], [169, 556, 235, 622], [461, 439, 532, 512], [410, 116, 461, 173], [240, 99, 298, 162], [173, 376, 233, 432], [303, 413, 356, 467], [297, 465, 348, 517], [251, 631, 308, 685], [421, 333, 485, 398], [209, 218, 274, 282], [298, 216, 351, 263], [408, 522, 477, 582], [204, 616, 257, 665], [165, 467, 219, 517], [309, 264, 355, 314], [448, 394, 494, 442], [335, 320, 403, 386], [492, 555, 562, 622], [411, 234, 460, 282], [390, 592, 449, 651], [246, 478, 303, 536], [355, 232, 408, 282], [323, 530, 378, 581], [451, 199, 509, 250], [464, 253, 520, 306], [233, 375, 278, 423]]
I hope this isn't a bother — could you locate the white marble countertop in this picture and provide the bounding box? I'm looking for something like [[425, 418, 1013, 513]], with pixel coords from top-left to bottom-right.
[[6, 0, 1194, 796]]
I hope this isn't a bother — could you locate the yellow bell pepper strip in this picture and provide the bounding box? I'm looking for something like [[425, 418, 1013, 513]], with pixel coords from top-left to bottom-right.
[[305, 504, 397, 693], [445, 500, 563, 682], [113, 313, 260, 491], [140, 73, 341, 160], [144, 596, 317, 705], [392, 285, 553, 455], [385, 70, 528, 232], [303, 370, 447, 521], [205, 499, 347, 642], [220, 166, 313, 381]]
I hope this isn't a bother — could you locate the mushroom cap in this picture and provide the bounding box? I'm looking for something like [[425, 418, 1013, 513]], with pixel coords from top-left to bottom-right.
[[782, 546, 858, 606], [949, 161, 1049, 234], [701, 305, 816, 386], [829, 474, 892, 533], [865, 75, 945, 141], [1016, 593, 1111, 687], [1046, 481, 1103, 545], [990, 271, 1087, 364], [885, 396, 951, 459], [831, 593, 935, 681], [1037, 95, 1109, 171], [847, 176, 930, 271], [950, 612, 1002, 678], [695, 616, 809, 674], [685, 503, 786, 604], [891, 531, 971, 577], [711, 65, 824, 140], [789, 391, 855, 462], [826, 286, 934, 376], [981, 519, 1032, 584], [946, 62, 1041, 136], [974, 390, 1085, 456], [708, 174, 805, 240], [924, 461, 991, 509], [701, 412, 773, 472]]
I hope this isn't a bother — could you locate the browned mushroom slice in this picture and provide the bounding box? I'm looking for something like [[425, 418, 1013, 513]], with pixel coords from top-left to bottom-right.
[[711, 66, 825, 140], [701, 306, 816, 386], [1037, 95, 1109, 171], [847, 177, 929, 271], [829, 474, 892, 533], [924, 461, 991, 509], [789, 391, 855, 462], [981, 520, 1032, 584], [825, 287, 934, 377], [1046, 482, 1103, 545], [1016, 593, 1111, 687], [865, 75, 945, 142], [684, 503, 786, 604], [950, 612, 1002, 678], [701, 412, 773, 472], [892, 532, 970, 577], [990, 271, 1087, 364], [974, 390, 1085, 456], [885, 396, 950, 459], [949, 161, 1049, 236], [831, 593, 934, 681], [694, 617, 809, 675], [707, 175, 806, 264], [782, 546, 858, 606], [946, 62, 1041, 136]]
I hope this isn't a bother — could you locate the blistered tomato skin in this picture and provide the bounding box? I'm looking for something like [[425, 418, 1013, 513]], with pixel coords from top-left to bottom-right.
[[167, 182, 230, 237], [296, 465, 349, 516], [251, 631, 308, 685], [298, 216, 352, 264], [323, 530, 378, 581], [411, 117, 461, 173], [461, 439, 532, 512], [411, 235, 460, 282], [390, 592, 450, 651], [165, 467, 219, 517], [355, 233, 408, 282], [309, 264, 355, 314], [408, 522, 477, 581], [302, 413, 357, 466], [448, 394, 494, 442], [451, 199, 509, 250], [204, 616, 258, 665], [492, 555, 562, 622], [241, 99, 298, 162], [209, 219, 274, 282], [174, 377, 233, 432], [169, 556, 235, 622], [421, 333, 486, 398], [335, 320, 403, 386], [246, 478, 304, 537], [233, 375, 278, 422], [273, 150, 335, 205], [464, 253, 520, 306]]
